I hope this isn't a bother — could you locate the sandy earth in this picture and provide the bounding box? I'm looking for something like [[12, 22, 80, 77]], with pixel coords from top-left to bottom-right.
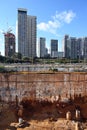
[[10, 118, 87, 130], [0, 97, 87, 130]]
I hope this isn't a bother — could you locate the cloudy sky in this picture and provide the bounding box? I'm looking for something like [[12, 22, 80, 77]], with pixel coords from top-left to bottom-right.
[[0, 0, 87, 55]]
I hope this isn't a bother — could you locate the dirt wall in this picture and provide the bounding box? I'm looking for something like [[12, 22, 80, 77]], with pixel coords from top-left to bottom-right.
[[0, 72, 87, 102]]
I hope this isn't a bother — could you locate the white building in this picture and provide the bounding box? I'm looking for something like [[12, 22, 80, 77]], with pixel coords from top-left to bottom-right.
[[63, 35, 83, 59]]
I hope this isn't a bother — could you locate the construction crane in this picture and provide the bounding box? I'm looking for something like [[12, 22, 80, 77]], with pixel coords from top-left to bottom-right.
[[2, 28, 12, 35]]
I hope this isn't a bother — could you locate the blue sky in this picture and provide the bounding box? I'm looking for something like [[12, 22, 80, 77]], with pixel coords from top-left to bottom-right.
[[0, 0, 87, 55]]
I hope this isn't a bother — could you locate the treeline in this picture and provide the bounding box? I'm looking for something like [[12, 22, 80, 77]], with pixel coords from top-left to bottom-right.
[[0, 54, 86, 64]]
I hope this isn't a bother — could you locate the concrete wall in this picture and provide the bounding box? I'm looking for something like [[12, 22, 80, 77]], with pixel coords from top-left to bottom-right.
[[0, 72, 87, 102]]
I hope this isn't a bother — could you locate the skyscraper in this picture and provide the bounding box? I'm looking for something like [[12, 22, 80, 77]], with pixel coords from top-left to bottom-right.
[[4, 32, 15, 57], [76, 38, 82, 59], [83, 37, 87, 59], [63, 35, 70, 58], [50, 39, 58, 58], [27, 15, 37, 58], [38, 37, 46, 58], [70, 37, 77, 59], [18, 8, 37, 58], [18, 8, 27, 57]]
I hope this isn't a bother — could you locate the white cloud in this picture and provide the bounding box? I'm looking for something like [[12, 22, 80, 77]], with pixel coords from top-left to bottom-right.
[[54, 10, 76, 24], [37, 10, 76, 35]]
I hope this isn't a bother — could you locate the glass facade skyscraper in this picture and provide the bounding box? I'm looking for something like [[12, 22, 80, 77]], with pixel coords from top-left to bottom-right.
[[51, 39, 58, 58]]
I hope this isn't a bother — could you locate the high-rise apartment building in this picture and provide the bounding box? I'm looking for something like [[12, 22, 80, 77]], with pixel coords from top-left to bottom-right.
[[4, 32, 15, 57], [77, 38, 82, 59], [63, 35, 83, 59], [18, 8, 27, 57], [63, 35, 70, 58], [83, 37, 87, 59], [27, 15, 36, 58], [18, 8, 36, 58], [38, 37, 46, 58], [50, 39, 58, 58], [70, 37, 77, 59]]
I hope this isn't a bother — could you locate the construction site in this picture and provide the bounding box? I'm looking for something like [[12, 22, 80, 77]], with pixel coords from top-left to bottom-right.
[[0, 68, 87, 130]]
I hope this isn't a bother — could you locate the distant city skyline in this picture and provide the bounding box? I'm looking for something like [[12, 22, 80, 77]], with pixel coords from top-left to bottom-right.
[[0, 0, 87, 55], [63, 35, 87, 60]]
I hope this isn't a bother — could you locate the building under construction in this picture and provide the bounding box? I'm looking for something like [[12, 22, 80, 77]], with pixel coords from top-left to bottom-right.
[[4, 32, 15, 57]]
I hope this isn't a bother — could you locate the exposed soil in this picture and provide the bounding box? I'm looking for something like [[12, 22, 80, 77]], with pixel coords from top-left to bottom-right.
[[0, 96, 87, 130]]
